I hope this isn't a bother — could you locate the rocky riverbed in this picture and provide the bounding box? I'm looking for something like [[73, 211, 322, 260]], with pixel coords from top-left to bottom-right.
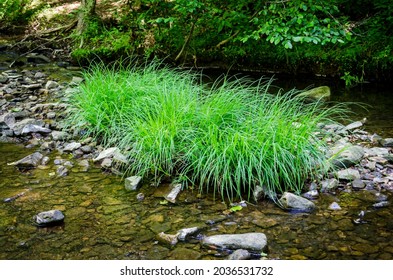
[[1, 52, 393, 260]]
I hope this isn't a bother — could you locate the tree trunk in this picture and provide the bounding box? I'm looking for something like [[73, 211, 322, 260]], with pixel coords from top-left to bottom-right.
[[76, 0, 96, 36]]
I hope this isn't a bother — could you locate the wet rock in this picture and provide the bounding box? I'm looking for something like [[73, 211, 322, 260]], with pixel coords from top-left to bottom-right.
[[156, 232, 179, 246], [352, 178, 366, 189], [21, 124, 51, 135], [202, 232, 267, 252], [0, 74, 8, 83], [164, 183, 182, 203], [380, 138, 393, 147], [321, 178, 339, 192], [41, 156, 50, 165], [364, 147, 390, 157], [330, 144, 364, 168], [101, 158, 112, 169], [34, 210, 64, 226], [328, 202, 342, 210], [8, 152, 43, 169], [56, 165, 68, 177], [279, 192, 316, 212], [337, 168, 361, 180], [177, 227, 201, 241], [136, 193, 145, 201], [63, 142, 81, 152], [373, 201, 390, 209], [125, 176, 142, 191], [227, 249, 252, 260]]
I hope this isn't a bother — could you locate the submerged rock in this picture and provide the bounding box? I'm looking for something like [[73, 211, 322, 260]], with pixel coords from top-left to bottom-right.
[[298, 86, 330, 101], [227, 249, 252, 260], [202, 232, 267, 252], [8, 152, 43, 169], [164, 183, 182, 203], [279, 192, 316, 212], [34, 210, 64, 226], [177, 227, 201, 241]]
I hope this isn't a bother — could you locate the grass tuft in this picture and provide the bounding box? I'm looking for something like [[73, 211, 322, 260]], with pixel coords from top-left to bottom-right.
[[65, 60, 349, 201]]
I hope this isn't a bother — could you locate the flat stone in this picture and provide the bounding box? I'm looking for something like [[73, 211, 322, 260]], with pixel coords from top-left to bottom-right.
[[352, 178, 366, 189], [21, 124, 51, 135], [93, 147, 120, 162], [227, 249, 252, 260], [51, 130, 69, 141], [321, 178, 339, 191], [380, 138, 393, 147], [8, 152, 43, 168], [328, 202, 342, 210], [177, 227, 201, 241], [330, 144, 364, 168], [202, 232, 267, 252], [45, 80, 59, 89], [164, 183, 182, 203]]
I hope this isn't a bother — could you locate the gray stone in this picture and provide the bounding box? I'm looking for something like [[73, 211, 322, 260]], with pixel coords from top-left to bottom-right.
[[380, 138, 393, 147], [63, 142, 81, 152], [21, 124, 51, 135], [93, 147, 120, 162], [156, 232, 179, 246], [227, 249, 252, 260], [352, 178, 366, 189], [165, 183, 182, 203], [34, 210, 64, 226], [177, 227, 201, 241], [330, 144, 364, 168], [342, 121, 363, 132], [45, 80, 59, 89], [71, 76, 84, 84], [298, 86, 330, 100], [0, 74, 8, 83], [336, 168, 361, 180], [0, 113, 15, 128], [321, 178, 339, 191], [56, 165, 68, 177], [125, 176, 142, 191], [101, 158, 112, 168], [51, 130, 69, 141], [302, 190, 319, 199], [8, 152, 43, 168], [202, 233, 267, 252], [364, 147, 390, 157], [11, 119, 45, 135], [279, 192, 316, 212]]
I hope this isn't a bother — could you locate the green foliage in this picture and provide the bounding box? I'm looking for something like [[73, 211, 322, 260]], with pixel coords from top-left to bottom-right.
[[65, 60, 348, 201], [0, 0, 36, 28]]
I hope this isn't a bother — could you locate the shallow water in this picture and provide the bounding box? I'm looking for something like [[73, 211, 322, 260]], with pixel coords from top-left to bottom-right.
[[1, 143, 392, 260]]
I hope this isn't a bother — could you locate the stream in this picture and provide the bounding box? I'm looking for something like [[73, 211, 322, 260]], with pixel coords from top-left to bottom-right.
[[1, 53, 393, 260]]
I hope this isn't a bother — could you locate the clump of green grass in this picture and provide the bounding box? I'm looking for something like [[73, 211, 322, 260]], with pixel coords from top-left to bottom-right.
[[65, 60, 348, 202]]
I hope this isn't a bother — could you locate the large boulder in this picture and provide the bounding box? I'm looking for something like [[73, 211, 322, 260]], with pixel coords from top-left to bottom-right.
[[279, 192, 316, 212], [202, 233, 267, 252]]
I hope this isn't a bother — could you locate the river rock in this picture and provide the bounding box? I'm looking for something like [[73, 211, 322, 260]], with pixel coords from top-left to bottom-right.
[[202, 232, 267, 252], [63, 142, 81, 152], [320, 178, 339, 192], [51, 130, 70, 141], [164, 183, 182, 203], [330, 144, 364, 168], [125, 176, 142, 191], [328, 202, 342, 210], [156, 232, 179, 246], [45, 80, 59, 89], [93, 147, 120, 162], [34, 210, 64, 226], [380, 138, 393, 147], [279, 192, 316, 212], [177, 227, 201, 241], [298, 86, 330, 100], [336, 168, 361, 180], [8, 152, 43, 168], [26, 53, 51, 64], [11, 119, 45, 135], [227, 249, 252, 260], [364, 147, 390, 157], [352, 178, 366, 189], [341, 121, 363, 132], [21, 124, 51, 135], [56, 165, 69, 177]]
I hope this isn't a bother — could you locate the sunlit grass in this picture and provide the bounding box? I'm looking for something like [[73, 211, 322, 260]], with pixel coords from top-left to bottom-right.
[[65, 60, 349, 201]]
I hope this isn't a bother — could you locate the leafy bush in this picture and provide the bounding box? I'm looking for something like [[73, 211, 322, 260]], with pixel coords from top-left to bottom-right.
[[65, 60, 348, 201]]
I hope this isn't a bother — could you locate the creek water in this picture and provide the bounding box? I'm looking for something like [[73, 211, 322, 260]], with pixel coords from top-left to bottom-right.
[[1, 61, 393, 260]]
